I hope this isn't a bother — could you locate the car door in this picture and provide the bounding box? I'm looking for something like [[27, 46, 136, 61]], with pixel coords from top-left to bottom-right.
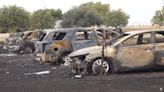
[[72, 30, 98, 51], [154, 31, 164, 65], [116, 32, 155, 69]]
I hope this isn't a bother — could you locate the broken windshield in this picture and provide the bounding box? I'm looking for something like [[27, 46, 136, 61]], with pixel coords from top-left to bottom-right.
[[43, 32, 67, 41], [108, 33, 129, 45]]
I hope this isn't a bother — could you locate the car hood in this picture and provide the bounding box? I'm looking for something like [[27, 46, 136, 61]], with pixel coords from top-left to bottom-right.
[[8, 37, 17, 41], [36, 40, 52, 44], [69, 46, 102, 57]]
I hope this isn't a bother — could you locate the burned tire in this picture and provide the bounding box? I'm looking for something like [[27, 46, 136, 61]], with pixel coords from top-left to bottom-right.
[[88, 58, 112, 75], [23, 46, 33, 54]]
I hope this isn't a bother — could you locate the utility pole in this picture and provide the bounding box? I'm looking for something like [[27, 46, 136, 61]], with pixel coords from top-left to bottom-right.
[[99, 27, 106, 92], [162, 0, 164, 28]]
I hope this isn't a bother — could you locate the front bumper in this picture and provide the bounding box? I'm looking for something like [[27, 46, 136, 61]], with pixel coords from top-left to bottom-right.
[[64, 56, 87, 69], [8, 45, 21, 52]]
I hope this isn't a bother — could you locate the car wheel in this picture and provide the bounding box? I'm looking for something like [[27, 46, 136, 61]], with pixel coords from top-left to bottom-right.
[[23, 46, 33, 54], [91, 58, 110, 75]]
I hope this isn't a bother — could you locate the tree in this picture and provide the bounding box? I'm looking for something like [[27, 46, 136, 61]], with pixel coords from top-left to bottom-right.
[[151, 6, 164, 27], [151, 10, 163, 26], [0, 5, 30, 33], [80, 2, 110, 24], [30, 9, 62, 30], [62, 7, 102, 27], [105, 9, 129, 27], [50, 9, 62, 20], [80, 2, 110, 17]]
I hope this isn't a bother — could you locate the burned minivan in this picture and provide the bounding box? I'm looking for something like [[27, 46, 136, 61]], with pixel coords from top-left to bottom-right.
[[35, 27, 120, 64], [64, 29, 164, 75]]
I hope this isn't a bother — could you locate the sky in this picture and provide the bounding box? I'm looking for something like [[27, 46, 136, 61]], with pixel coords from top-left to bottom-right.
[[0, 0, 163, 25]]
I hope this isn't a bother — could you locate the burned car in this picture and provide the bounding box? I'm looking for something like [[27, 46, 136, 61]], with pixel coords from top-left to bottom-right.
[[35, 27, 120, 64], [3, 32, 24, 49], [64, 29, 164, 75], [8, 30, 46, 54]]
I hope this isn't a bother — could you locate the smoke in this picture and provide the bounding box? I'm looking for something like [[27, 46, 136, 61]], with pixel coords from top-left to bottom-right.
[[54, 20, 63, 29]]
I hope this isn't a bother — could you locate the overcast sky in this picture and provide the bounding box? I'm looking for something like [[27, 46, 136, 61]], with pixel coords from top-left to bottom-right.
[[0, 0, 163, 25]]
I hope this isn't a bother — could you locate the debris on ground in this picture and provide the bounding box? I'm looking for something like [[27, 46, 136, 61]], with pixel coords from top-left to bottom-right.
[[75, 75, 82, 78], [160, 88, 163, 92], [24, 71, 50, 75], [0, 54, 17, 57], [52, 67, 57, 70], [5, 71, 10, 74]]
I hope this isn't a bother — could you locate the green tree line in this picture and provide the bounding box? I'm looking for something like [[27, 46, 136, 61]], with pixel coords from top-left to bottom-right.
[[0, 2, 130, 33]]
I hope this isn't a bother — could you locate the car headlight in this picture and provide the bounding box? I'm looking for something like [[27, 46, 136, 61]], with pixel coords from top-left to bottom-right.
[[70, 54, 89, 63]]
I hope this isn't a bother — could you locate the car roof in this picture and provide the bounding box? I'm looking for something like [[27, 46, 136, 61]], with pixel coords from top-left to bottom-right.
[[47, 27, 120, 35], [111, 29, 164, 47], [125, 29, 164, 35]]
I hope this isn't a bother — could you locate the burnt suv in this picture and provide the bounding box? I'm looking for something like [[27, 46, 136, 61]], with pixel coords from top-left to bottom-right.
[[35, 27, 120, 64]]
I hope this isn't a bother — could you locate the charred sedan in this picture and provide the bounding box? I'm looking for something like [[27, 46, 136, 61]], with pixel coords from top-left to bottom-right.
[[35, 27, 120, 64], [64, 29, 164, 75]]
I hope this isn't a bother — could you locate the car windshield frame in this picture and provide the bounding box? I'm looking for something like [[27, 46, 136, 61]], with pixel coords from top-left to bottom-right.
[[42, 31, 68, 41], [107, 33, 130, 46]]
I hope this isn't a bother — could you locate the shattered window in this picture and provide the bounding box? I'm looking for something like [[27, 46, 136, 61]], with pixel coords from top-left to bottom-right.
[[109, 34, 129, 45], [75, 30, 109, 40], [122, 33, 152, 47], [155, 32, 164, 43], [75, 32, 85, 40], [52, 32, 66, 40], [75, 31, 89, 40], [38, 32, 46, 41], [122, 35, 139, 46], [141, 33, 152, 44]]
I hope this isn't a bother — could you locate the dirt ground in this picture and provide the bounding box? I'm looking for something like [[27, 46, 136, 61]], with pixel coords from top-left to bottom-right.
[[0, 45, 164, 92]]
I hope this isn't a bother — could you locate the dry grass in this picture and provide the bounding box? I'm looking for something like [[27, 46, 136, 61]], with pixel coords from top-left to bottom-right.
[[0, 33, 10, 44]]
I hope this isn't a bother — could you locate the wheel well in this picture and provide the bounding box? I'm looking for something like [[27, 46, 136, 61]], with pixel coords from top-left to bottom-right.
[[58, 51, 71, 62]]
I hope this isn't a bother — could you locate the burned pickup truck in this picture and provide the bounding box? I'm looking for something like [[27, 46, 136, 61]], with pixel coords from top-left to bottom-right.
[[8, 30, 46, 54], [35, 27, 120, 64], [64, 29, 164, 76]]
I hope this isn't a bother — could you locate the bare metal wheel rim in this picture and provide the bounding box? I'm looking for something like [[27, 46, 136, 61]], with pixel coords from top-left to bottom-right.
[[92, 59, 109, 74]]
